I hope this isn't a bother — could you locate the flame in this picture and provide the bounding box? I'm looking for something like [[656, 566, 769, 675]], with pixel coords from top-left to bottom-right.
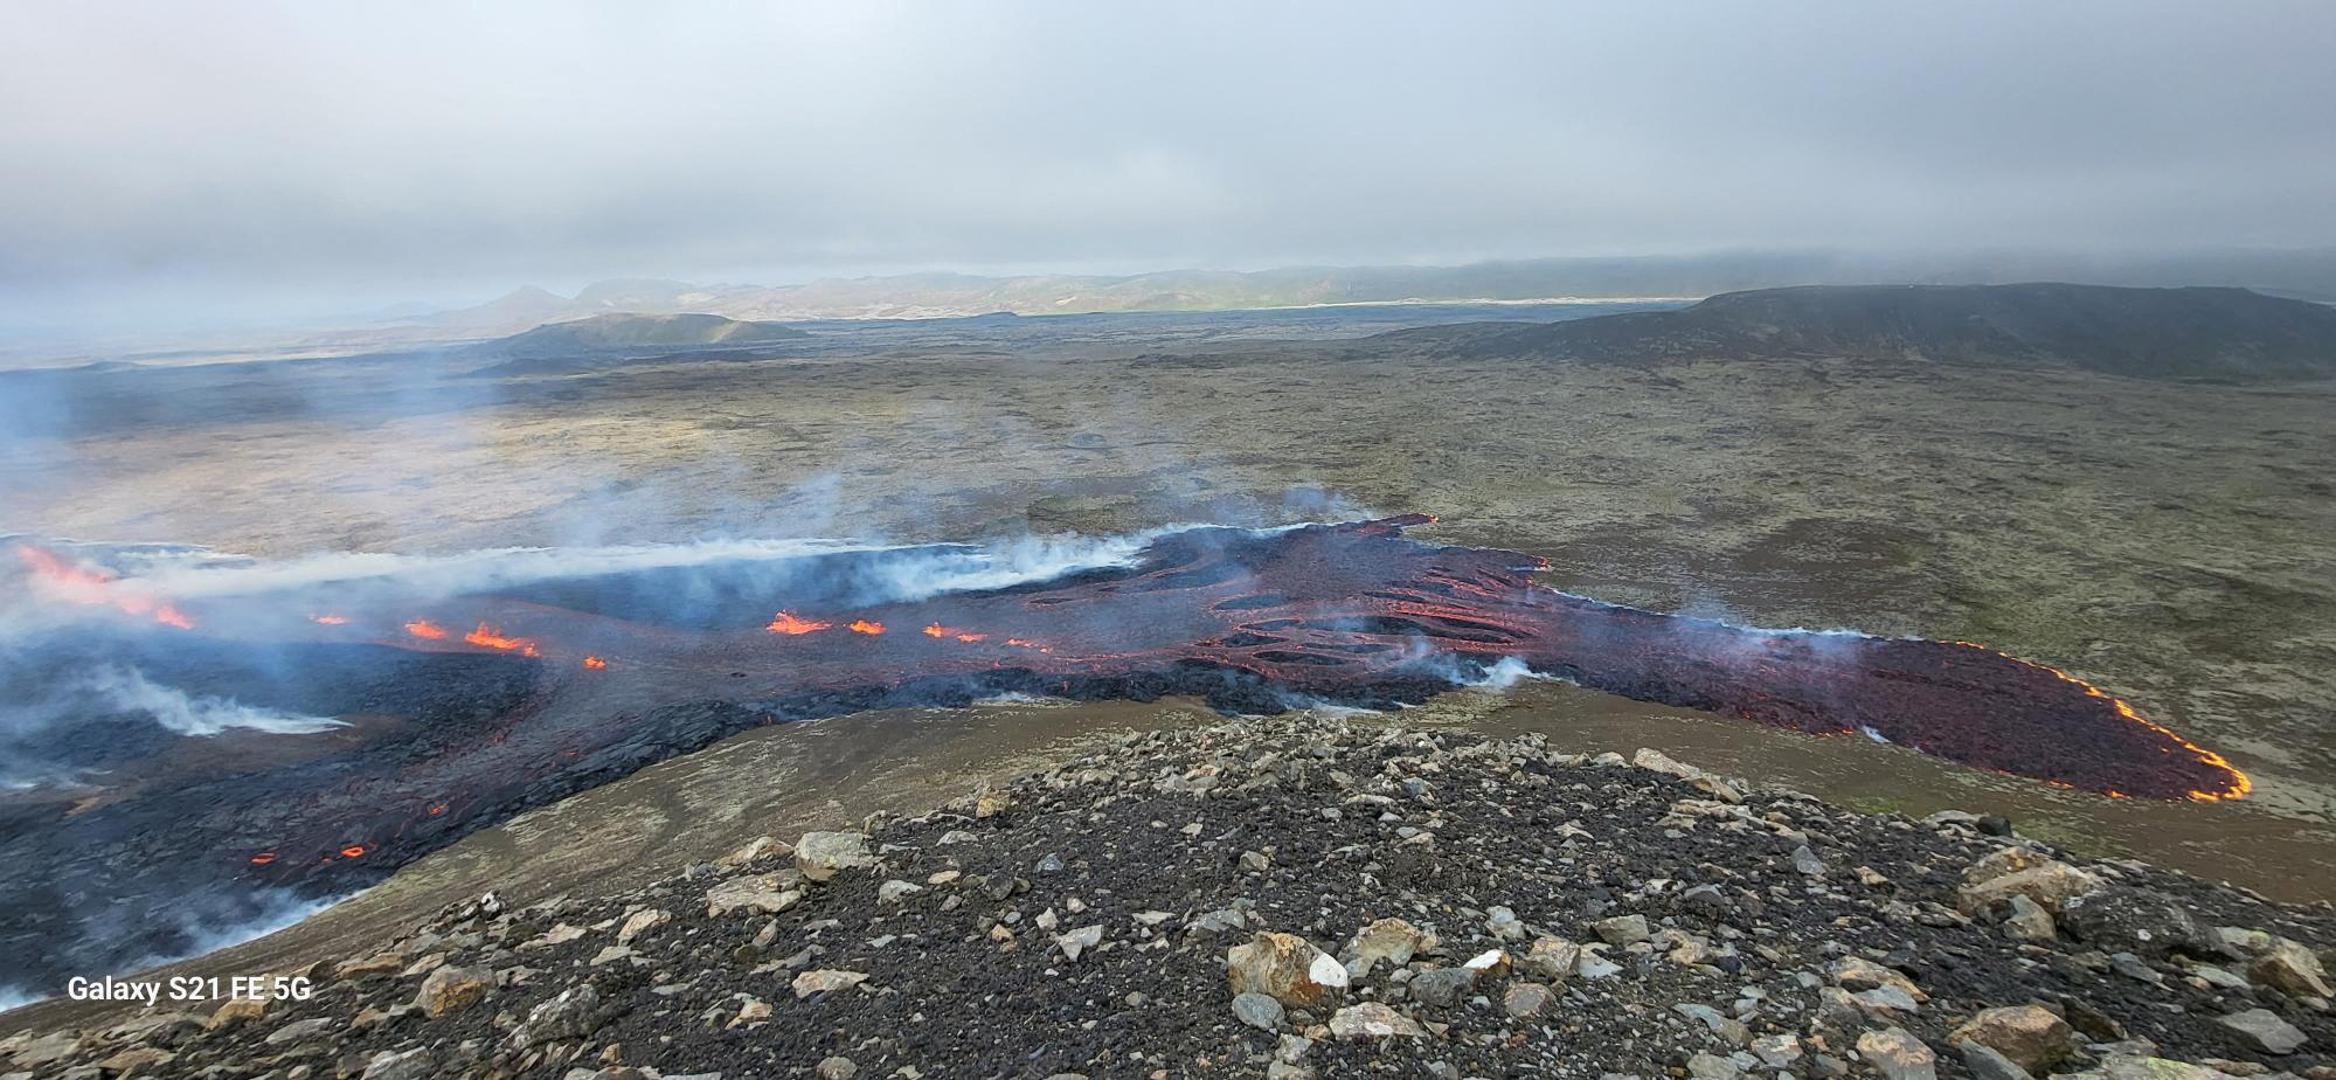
[[310, 614, 350, 626], [464, 622, 539, 657], [340, 844, 366, 858], [405, 619, 449, 640], [847, 619, 885, 635], [924, 623, 987, 642], [581, 655, 608, 670], [1952, 640, 2251, 802], [248, 852, 276, 866], [766, 610, 831, 635], [15, 544, 196, 628], [427, 803, 447, 816]]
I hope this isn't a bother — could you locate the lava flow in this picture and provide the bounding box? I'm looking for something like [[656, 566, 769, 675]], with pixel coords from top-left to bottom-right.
[[0, 516, 2249, 994]]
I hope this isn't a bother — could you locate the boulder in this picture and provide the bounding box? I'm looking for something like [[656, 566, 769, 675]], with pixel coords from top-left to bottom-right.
[[1407, 967, 1475, 1009], [1232, 992, 1285, 1031], [1948, 1005, 2077, 1073], [616, 907, 670, 944], [413, 965, 492, 1018], [705, 874, 803, 917], [1227, 932, 1348, 1008], [794, 831, 878, 881], [2249, 936, 2334, 998], [510, 983, 606, 1049], [1593, 914, 1651, 945], [2217, 1008, 2308, 1055], [1857, 1027, 1939, 1080], [1958, 860, 2103, 915], [2060, 887, 2218, 959], [1503, 981, 1554, 1019]]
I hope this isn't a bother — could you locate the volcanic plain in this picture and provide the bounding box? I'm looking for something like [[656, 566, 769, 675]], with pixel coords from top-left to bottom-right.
[[3, 290, 2334, 1038]]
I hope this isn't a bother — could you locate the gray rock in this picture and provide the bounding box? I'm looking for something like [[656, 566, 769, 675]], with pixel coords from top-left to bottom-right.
[[1408, 967, 1476, 1009], [2217, 1007, 2308, 1055], [1685, 1051, 1743, 1079], [264, 1017, 336, 1046], [1592, 913, 1650, 945], [1792, 846, 1828, 876], [1956, 1043, 2034, 1080], [1674, 1002, 1751, 1045], [360, 1047, 436, 1080], [511, 983, 605, 1049], [1856, 1027, 1938, 1080], [1503, 981, 1554, 1019], [1327, 1002, 1424, 1039], [2003, 894, 2056, 942], [1233, 992, 1286, 1031], [816, 1057, 858, 1080], [793, 831, 877, 882], [2061, 887, 2218, 959]]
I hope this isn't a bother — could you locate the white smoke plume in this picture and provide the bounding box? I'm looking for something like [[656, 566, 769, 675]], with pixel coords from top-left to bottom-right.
[[78, 665, 345, 736]]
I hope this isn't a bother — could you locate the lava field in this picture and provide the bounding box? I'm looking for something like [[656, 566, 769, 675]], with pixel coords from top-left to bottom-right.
[[0, 516, 2247, 993]]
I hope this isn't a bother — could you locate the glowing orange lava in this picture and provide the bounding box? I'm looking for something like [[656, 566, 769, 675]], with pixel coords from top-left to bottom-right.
[[248, 852, 277, 866], [464, 622, 540, 657], [404, 619, 449, 640], [1952, 640, 2252, 802], [847, 619, 885, 635], [582, 655, 608, 670], [340, 845, 366, 859], [766, 611, 831, 635], [923, 623, 987, 642], [14, 544, 196, 628]]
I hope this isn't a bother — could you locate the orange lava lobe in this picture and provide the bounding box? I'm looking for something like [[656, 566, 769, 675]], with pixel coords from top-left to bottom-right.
[[248, 852, 276, 866], [427, 803, 447, 816], [15, 544, 195, 628], [464, 622, 539, 657], [404, 619, 449, 640], [766, 610, 831, 635], [309, 614, 350, 626], [581, 655, 608, 670], [847, 619, 885, 635], [339, 845, 366, 859], [1952, 640, 2252, 802], [924, 623, 986, 642]]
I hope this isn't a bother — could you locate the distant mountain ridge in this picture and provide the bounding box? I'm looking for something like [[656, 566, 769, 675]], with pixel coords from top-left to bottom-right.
[[411, 251, 2336, 337], [1381, 283, 2336, 382]]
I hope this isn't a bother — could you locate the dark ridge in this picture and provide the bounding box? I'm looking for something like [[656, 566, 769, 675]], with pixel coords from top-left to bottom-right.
[[1380, 283, 2336, 382], [474, 312, 811, 374]]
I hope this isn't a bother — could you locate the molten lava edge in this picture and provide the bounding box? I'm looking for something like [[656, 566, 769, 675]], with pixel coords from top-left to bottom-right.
[[0, 517, 2246, 992]]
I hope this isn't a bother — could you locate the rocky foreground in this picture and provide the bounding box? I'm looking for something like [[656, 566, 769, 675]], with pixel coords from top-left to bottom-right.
[[5, 718, 2332, 1079]]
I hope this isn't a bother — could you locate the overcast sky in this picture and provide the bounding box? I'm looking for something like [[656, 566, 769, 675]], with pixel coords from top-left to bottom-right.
[[3, 1, 2333, 328]]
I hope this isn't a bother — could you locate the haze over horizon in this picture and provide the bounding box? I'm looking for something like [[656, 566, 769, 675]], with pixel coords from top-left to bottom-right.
[[5, 1, 2335, 334]]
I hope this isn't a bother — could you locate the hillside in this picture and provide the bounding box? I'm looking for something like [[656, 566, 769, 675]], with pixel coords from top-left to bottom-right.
[[1383, 284, 2336, 382]]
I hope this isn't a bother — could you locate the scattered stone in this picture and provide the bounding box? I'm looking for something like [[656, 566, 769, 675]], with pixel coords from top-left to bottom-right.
[[1408, 967, 1475, 1009], [817, 1056, 859, 1080], [1948, 1004, 2077, 1073], [792, 969, 870, 999], [2217, 1008, 2308, 1055], [1793, 845, 1828, 876], [705, 874, 803, 917], [1958, 858, 2104, 915], [616, 907, 670, 943], [1055, 924, 1104, 962], [1857, 1026, 1939, 1080], [1751, 1033, 1803, 1068], [1328, 1002, 1424, 1040], [2003, 894, 2057, 942], [1502, 981, 1553, 1019], [727, 996, 772, 1029], [877, 879, 924, 905], [2251, 936, 2335, 998], [1227, 931, 1348, 1008], [1233, 992, 1286, 1031], [2061, 887, 2217, 959], [794, 831, 878, 881], [1592, 913, 1650, 945], [511, 983, 606, 1049], [1344, 918, 1435, 975], [263, 1016, 336, 1046], [1957, 1042, 2034, 1080], [1518, 935, 1582, 984], [413, 965, 492, 1018]]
